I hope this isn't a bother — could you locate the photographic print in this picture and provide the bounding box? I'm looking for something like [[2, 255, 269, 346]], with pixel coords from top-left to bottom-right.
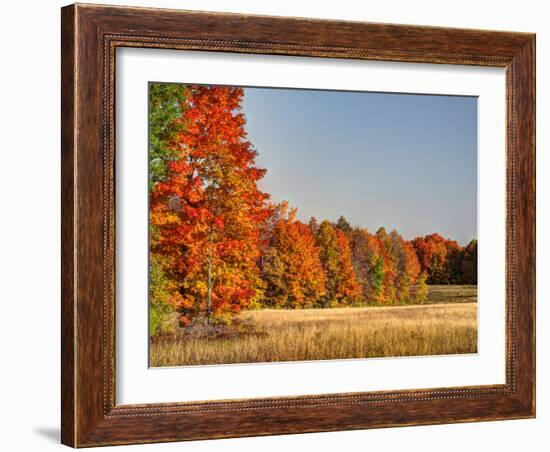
[[148, 83, 478, 367], [61, 6, 536, 444]]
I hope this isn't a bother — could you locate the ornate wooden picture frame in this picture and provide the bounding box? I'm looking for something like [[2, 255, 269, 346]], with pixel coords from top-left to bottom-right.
[[61, 3, 535, 447]]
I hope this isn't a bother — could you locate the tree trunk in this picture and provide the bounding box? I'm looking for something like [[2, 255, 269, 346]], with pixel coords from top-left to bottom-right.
[[206, 226, 216, 324], [206, 257, 212, 324]]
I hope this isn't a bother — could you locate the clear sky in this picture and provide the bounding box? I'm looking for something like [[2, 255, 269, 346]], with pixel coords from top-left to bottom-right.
[[242, 87, 477, 245]]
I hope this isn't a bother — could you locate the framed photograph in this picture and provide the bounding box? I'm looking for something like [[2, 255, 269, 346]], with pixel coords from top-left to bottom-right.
[[61, 3, 535, 447]]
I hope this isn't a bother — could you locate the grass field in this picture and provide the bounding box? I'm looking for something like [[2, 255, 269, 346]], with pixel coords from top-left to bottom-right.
[[422, 284, 477, 304], [150, 285, 477, 367]]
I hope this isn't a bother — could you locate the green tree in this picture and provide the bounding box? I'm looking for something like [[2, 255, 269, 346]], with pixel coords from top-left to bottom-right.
[[375, 227, 397, 303], [416, 272, 429, 304], [148, 83, 188, 334], [444, 240, 464, 284], [149, 255, 177, 336], [461, 239, 478, 284], [316, 221, 342, 307], [148, 83, 188, 187], [335, 215, 352, 233], [371, 255, 385, 303]]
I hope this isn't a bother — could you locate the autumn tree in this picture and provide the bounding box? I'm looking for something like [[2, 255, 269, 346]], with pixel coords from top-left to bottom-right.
[[412, 233, 476, 285], [347, 227, 421, 305], [389, 231, 421, 302], [348, 228, 384, 303], [308, 216, 319, 234], [461, 239, 478, 284], [412, 233, 450, 284], [316, 221, 361, 307], [151, 85, 270, 325], [148, 84, 479, 332], [370, 254, 386, 303], [261, 205, 326, 308], [373, 227, 397, 303], [335, 228, 362, 305], [348, 228, 370, 299]]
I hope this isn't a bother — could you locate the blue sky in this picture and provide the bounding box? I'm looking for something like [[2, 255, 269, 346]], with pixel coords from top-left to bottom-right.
[[242, 87, 477, 245]]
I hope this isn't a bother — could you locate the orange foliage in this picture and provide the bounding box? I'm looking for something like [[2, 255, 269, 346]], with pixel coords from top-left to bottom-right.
[[261, 205, 326, 308], [150, 85, 270, 323], [149, 85, 477, 329]]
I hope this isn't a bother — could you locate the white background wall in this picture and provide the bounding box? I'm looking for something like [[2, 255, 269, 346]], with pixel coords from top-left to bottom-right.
[[0, 1, 546, 450]]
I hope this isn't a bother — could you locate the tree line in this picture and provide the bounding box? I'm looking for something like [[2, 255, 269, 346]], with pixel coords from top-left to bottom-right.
[[148, 83, 477, 333]]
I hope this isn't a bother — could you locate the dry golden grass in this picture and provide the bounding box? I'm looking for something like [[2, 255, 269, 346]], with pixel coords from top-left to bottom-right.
[[150, 286, 477, 367], [422, 284, 477, 304]]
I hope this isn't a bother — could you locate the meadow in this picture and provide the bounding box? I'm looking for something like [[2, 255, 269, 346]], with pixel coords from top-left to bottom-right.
[[149, 285, 477, 367]]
